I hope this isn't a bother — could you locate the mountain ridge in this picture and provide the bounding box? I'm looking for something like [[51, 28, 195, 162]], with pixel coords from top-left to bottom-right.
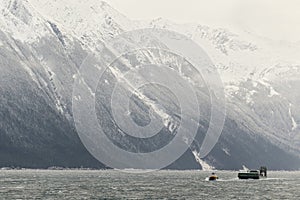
[[0, 0, 299, 170]]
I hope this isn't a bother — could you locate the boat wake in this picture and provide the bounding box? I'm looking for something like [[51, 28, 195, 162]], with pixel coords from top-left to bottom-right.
[[205, 177, 286, 182]]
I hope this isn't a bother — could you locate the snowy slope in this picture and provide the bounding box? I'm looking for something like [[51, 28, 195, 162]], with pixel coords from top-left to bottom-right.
[[0, 0, 299, 169], [145, 15, 300, 155]]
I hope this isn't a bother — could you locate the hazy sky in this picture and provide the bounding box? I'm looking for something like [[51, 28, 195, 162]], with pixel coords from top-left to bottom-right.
[[105, 0, 300, 42]]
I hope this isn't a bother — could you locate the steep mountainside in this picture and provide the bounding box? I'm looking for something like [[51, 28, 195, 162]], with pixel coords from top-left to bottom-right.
[[0, 0, 299, 170]]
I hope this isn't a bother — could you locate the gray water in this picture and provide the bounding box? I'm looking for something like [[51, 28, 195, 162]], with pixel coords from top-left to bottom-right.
[[0, 170, 299, 199]]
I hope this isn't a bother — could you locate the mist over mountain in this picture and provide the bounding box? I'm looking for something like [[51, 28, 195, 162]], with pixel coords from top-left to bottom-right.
[[0, 0, 299, 170]]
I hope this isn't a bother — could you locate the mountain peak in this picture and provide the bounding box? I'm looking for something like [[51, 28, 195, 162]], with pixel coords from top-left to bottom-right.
[[26, 0, 134, 41], [0, 0, 51, 43]]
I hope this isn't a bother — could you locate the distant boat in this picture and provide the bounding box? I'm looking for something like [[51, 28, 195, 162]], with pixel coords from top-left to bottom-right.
[[238, 170, 260, 179], [238, 166, 267, 179], [208, 172, 218, 181]]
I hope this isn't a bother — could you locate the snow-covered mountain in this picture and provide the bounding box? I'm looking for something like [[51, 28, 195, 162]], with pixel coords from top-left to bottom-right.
[[0, 0, 299, 170]]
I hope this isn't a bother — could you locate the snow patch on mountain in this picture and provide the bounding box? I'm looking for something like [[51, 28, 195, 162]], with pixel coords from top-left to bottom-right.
[[192, 150, 214, 171], [222, 148, 231, 156], [268, 86, 280, 97], [289, 104, 298, 131], [245, 90, 256, 105]]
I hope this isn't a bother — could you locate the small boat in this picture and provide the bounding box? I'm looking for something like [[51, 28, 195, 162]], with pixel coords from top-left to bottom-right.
[[208, 172, 218, 181]]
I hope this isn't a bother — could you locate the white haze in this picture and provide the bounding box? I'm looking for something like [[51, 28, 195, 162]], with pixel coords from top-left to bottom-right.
[[105, 0, 300, 43]]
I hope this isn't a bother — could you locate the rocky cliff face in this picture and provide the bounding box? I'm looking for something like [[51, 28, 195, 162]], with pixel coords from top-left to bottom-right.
[[0, 0, 299, 170]]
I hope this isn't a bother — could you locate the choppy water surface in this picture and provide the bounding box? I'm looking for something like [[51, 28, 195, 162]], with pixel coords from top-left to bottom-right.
[[0, 170, 299, 199]]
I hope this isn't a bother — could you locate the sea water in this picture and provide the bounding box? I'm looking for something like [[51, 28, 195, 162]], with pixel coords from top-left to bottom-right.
[[0, 170, 299, 199]]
